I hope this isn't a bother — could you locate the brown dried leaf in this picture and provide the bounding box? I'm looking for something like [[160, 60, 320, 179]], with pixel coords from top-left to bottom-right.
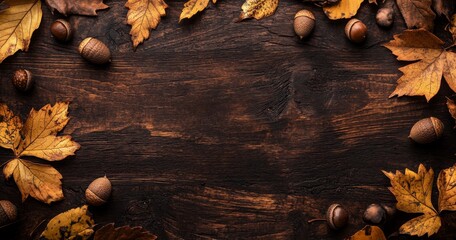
[[45, 0, 108, 16], [447, 97, 456, 127], [239, 0, 278, 21], [323, 0, 364, 20], [125, 0, 168, 49], [179, 0, 216, 22], [384, 29, 456, 101], [345, 225, 386, 240], [438, 164, 456, 211], [94, 223, 157, 240], [41, 205, 94, 240], [433, 0, 455, 20], [396, 0, 435, 30]]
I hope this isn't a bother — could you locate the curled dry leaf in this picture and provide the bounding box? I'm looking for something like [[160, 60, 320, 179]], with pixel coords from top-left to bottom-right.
[[0, 0, 42, 63], [384, 29, 456, 102], [447, 97, 456, 128], [44, 0, 108, 16], [0, 102, 80, 204], [323, 0, 363, 20], [239, 0, 279, 21], [41, 205, 94, 240], [396, 0, 435, 30], [125, 0, 168, 49], [345, 225, 386, 240], [94, 223, 157, 240], [180, 0, 216, 23]]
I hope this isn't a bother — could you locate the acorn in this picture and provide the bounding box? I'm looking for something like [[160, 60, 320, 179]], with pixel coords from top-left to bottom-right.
[[376, 7, 394, 28], [363, 204, 386, 225], [0, 200, 17, 226], [294, 9, 315, 39], [409, 117, 444, 144], [78, 37, 111, 65], [12, 69, 33, 92], [308, 203, 349, 231], [85, 176, 112, 206], [50, 19, 72, 42], [345, 18, 367, 43]]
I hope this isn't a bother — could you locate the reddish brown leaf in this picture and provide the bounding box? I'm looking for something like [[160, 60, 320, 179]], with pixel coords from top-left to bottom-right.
[[94, 224, 157, 240], [396, 0, 435, 30], [44, 0, 108, 16]]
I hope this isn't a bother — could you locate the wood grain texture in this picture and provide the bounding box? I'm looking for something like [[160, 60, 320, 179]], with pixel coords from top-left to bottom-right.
[[0, 0, 456, 239]]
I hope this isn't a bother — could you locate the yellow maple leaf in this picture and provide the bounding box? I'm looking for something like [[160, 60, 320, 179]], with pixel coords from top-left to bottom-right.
[[239, 0, 278, 21], [323, 0, 363, 20], [0, 102, 80, 203], [0, 0, 42, 63], [125, 0, 168, 48], [384, 29, 456, 102], [438, 165, 456, 211], [41, 205, 95, 240], [179, 0, 216, 23], [346, 225, 386, 240]]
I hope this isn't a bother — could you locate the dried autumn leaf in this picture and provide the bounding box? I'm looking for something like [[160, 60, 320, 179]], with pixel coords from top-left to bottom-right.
[[447, 97, 456, 127], [0, 0, 42, 63], [323, 0, 363, 20], [345, 225, 386, 240], [125, 0, 168, 48], [0, 102, 79, 203], [94, 223, 157, 240], [45, 0, 108, 16], [239, 0, 278, 21], [180, 0, 216, 22], [383, 164, 440, 237], [433, 0, 455, 20], [384, 29, 456, 102], [396, 0, 435, 30], [41, 205, 94, 240], [438, 164, 456, 211], [3, 159, 63, 204]]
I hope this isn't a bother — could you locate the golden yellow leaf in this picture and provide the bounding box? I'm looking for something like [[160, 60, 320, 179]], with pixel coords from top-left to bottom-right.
[[346, 225, 386, 240], [41, 205, 95, 240], [125, 0, 168, 48], [384, 29, 456, 102], [323, 0, 363, 20], [399, 214, 441, 237], [179, 0, 216, 22], [0, 0, 42, 63], [438, 165, 456, 211], [239, 0, 278, 21], [0, 104, 22, 150], [3, 159, 63, 204], [16, 102, 80, 160]]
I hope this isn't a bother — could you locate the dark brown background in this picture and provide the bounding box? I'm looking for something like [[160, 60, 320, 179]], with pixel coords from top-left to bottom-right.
[[1, 0, 456, 239]]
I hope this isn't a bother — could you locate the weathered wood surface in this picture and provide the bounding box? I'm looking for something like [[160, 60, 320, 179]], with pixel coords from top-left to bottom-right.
[[1, 0, 456, 239]]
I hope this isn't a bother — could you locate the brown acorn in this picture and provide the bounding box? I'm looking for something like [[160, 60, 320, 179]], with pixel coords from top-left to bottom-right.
[[50, 19, 72, 42], [85, 176, 112, 206], [376, 7, 394, 28], [78, 37, 111, 65], [294, 9, 315, 39], [409, 117, 444, 144], [12, 69, 33, 92], [363, 204, 386, 225], [0, 200, 17, 226], [308, 203, 349, 231], [345, 18, 367, 43]]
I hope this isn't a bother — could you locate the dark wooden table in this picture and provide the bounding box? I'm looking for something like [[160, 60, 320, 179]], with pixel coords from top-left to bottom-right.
[[1, 0, 456, 239]]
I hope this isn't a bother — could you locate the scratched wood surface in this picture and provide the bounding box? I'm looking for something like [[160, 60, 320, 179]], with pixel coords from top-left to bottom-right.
[[1, 0, 456, 239]]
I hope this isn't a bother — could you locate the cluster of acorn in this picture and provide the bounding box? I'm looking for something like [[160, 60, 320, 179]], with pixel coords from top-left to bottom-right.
[[308, 203, 395, 231], [0, 176, 111, 227], [293, 5, 394, 43]]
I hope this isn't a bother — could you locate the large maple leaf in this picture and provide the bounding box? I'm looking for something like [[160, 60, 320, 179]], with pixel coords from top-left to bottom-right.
[[0, 102, 80, 204], [384, 29, 456, 102]]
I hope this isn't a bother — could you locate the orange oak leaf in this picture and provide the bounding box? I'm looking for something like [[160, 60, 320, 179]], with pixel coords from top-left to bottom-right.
[[384, 29, 456, 102], [44, 0, 108, 16], [0, 102, 80, 204], [396, 0, 435, 30], [94, 223, 157, 240]]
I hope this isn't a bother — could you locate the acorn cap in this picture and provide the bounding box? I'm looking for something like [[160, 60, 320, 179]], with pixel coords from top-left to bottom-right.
[[409, 117, 444, 144], [85, 176, 111, 206], [294, 9, 315, 39], [12, 69, 33, 92], [0, 201, 17, 226]]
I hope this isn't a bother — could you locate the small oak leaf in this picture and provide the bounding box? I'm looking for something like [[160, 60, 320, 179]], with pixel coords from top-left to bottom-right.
[[3, 159, 63, 204], [239, 0, 279, 21], [396, 0, 435, 30], [345, 225, 386, 240], [384, 29, 456, 102], [44, 0, 108, 16], [179, 0, 216, 23], [94, 223, 157, 240], [323, 0, 363, 20], [41, 205, 94, 240], [125, 0, 168, 48], [438, 164, 456, 211], [0, 0, 42, 63]]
